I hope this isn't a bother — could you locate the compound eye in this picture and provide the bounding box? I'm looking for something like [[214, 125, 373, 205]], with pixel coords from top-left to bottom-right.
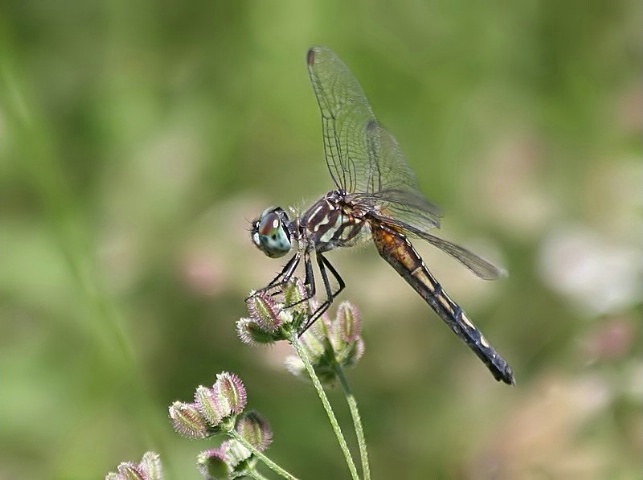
[[258, 211, 282, 237], [252, 209, 292, 258]]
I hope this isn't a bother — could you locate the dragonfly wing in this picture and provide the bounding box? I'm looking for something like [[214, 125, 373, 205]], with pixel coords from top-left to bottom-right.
[[307, 45, 441, 224], [362, 119, 442, 228], [417, 230, 507, 280], [367, 211, 505, 280], [307, 46, 377, 193], [308, 47, 504, 282]]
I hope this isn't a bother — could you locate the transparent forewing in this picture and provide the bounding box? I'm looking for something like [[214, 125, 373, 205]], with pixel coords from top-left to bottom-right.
[[370, 214, 506, 280], [307, 46, 442, 230], [361, 119, 442, 231], [418, 231, 507, 280], [307, 46, 377, 193]]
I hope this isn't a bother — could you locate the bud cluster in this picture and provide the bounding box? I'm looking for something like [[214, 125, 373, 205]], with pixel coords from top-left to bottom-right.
[[285, 301, 365, 384], [168, 372, 272, 478], [195, 410, 272, 479], [238, 280, 310, 344]]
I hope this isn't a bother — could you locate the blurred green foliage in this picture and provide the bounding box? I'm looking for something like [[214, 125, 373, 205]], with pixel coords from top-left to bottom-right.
[[0, 1, 640, 479]]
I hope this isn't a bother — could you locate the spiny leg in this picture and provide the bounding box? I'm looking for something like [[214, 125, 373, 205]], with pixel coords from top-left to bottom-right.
[[299, 253, 346, 334], [245, 251, 302, 301], [256, 250, 318, 310]]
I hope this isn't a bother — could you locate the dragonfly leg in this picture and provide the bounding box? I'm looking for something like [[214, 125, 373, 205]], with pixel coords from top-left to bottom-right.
[[299, 253, 345, 334], [318, 253, 345, 302], [252, 249, 317, 307], [249, 249, 346, 337], [279, 250, 317, 308], [245, 251, 301, 301]]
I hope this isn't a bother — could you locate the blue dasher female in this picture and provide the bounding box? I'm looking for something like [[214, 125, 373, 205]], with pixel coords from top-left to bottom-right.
[[250, 46, 514, 385]]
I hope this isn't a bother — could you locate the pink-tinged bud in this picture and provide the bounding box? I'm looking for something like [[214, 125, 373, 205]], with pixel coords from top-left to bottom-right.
[[240, 292, 294, 344], [283, 278, 309, 311], [168, 401, 210, 439], [195, 372, 247, 426], [335, 302, 362, 343], [329, 302, 364, 368], [237, 318, 283, 345], [341, 337, 365, 367], [115, 463, 145, 480], [138, 452, 163, 480], [196, 447, 230, 479], [246, 293, 283, 332], [236, 411, 273, 452], [213, 372, 247, 416], [105, 452, 163, 480], [194, 385, 225, 426]]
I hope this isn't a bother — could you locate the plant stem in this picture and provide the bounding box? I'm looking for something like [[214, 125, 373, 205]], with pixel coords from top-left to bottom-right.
[[335, 364, 370, 480], [290, 332, 360, 480], [246, 468, 271, 480], [229, 430, 298, 480]]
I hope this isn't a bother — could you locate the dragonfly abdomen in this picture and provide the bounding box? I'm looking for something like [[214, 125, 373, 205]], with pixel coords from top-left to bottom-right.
[[371, 222, 515, 385]]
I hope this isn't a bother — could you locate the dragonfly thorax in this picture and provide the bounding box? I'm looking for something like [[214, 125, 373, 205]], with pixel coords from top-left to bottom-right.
[[251, 206, 296, 258], [300, 190, 371, 253]]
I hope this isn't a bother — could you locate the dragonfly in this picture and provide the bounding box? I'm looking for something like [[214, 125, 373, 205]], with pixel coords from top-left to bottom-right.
[[250, 46, 514, 385]]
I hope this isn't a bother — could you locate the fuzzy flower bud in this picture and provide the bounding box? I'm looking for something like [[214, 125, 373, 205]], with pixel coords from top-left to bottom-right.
[[195, 372, 247, 428], [105, 452, 163, 480], [169, 401, 210, 439], [336, 301, 362, 343], [115, 463, 145, 480], [138, 452, 163, 480], [196, 447, 230, 480], [282, 278, 311, 318], [285, 301, 365, 384], [247, 293, 284, 332], [330, 302, 365, 367], [235, 411, 273, 452], [239, 293, 292, 344]]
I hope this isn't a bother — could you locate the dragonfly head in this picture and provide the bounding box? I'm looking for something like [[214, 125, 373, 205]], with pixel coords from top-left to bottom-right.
[[251, 207, 293, 258]]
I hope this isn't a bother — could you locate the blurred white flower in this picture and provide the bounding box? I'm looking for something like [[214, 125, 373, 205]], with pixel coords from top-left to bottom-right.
[[539, 225, 641, 316]]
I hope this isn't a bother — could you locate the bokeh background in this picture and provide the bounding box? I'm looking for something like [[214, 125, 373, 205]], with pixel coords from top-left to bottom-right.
[[0, 1, 641, 479]]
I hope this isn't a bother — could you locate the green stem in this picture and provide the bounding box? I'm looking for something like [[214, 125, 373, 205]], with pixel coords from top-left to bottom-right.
[[228, 430, 298, 480], [335, 364, 370, 480], [290, 332, 360, 480], [246, 468, 271, 480]]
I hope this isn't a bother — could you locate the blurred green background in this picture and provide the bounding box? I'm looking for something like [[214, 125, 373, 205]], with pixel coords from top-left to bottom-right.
[[0, 1, 641, 479]]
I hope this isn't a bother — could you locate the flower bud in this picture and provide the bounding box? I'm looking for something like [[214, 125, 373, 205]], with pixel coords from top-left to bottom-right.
[[195, 372, 247, 426], [169, 401, 210, 439], [105, 452, 163, 480], [196, 447, 230, 480], [335, 301, 362, 343], [246, 293, 283, 332], [285, 301, 365, 384], [235, 411, 273, 452], [115, 463, 145, 480], [240, 294, 292, 344], [138, 452, 163, 480]]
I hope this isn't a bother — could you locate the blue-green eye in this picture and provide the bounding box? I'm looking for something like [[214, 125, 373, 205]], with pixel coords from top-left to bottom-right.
[[251, 208, 292, 258]]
